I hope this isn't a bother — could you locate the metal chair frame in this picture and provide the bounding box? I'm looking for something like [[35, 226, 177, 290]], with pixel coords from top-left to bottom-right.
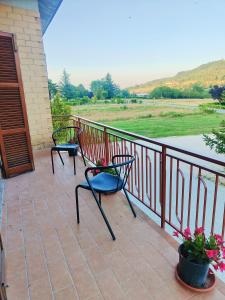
[[75, 154, 136, 240], [51, 126, 86, 175]]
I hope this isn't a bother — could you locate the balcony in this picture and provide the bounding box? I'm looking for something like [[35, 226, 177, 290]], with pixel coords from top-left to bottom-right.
[[2, 116, 225, 300]]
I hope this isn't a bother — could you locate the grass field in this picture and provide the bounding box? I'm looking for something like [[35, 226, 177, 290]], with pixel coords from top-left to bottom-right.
[[71, 99, 224, 138], [72, 104, 192, 122], [105, 113, 224, 138]]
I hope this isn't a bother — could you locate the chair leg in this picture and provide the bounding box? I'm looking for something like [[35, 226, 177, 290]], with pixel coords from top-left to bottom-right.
[[80, 147, 86, 166], [73, 155, 76, 175], [91, 190, 116, 240], [99, 193, 101, 206], [123, 188, 136, 218], [57, 151, 64, 165], [75, 186, 80, 224], [51, 149, 54, 174]]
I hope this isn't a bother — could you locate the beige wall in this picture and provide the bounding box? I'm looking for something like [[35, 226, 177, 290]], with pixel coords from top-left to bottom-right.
[[0, 3, 53, 149]]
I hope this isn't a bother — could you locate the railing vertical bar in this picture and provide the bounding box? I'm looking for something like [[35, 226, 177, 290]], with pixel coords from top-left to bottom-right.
[[141, 147, 144, 203], [195, 168, 202, 228], [160, 146, 166, 229], [134, 144, 137, 195], [200, 177, 208, 229], [175, 160, 179, 221], [145, 148, 149, 206], [122, 139, 125, 158], [130, 142, 134, 195], [138, 151, 141, 201], [95, 128, 98, 161], [113, 135, 116, 156], [169, 157, 173, 223], [116, 136, 119, 154], [211, 175, 219, 235], [187, 165, 193, 228], [150, 156, 152, 209], [104, 127, 109, 164], [180, 170, 185, 232], [222, 204, 225, 239], [154, 151, 157, 212]]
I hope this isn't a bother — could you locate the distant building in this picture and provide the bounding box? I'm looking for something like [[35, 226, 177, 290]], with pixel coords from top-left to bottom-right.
[[136, 93, 149, 98]]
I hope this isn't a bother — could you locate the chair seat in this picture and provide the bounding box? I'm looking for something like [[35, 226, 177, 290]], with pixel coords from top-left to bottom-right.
[[80, 172, 123, 193], [52, 143, 79, 151]]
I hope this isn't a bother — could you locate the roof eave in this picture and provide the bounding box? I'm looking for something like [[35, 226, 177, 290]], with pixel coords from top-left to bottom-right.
[[38, 0, 63, 35]]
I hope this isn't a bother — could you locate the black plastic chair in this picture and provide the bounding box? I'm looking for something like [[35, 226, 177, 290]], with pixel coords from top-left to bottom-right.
[[75, 154, 136, 240], [51, 126, 86, 175]]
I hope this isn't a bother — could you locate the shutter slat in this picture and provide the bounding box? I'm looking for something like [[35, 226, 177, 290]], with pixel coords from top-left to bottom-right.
[[0, 88, 25, 129], [0, 35, 18, 83], [3, 132, 30, 168]]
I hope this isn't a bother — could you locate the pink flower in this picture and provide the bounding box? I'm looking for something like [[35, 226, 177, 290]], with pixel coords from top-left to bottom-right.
[[213, 263, 219, 271], [214, 234, 223, 245], [205, 249, 219, 259], [195, 227, 204, 235], [173, 231, 179, 238], [183, 227, 191, 239], [102, 160, 107, 167], [219, 262, 225, 272]]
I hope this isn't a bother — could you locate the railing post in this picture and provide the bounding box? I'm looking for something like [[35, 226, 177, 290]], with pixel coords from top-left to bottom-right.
[[160, 146, 167, 229], [76, 116, 84, 151], [104, 127, 109, 164], [77, 117, 81, 127]]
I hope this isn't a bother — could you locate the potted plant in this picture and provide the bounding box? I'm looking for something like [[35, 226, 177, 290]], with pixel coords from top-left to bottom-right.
[[68, 137, 78, 156], [92, 158, 117, 176], [173, 227, 225, 288]]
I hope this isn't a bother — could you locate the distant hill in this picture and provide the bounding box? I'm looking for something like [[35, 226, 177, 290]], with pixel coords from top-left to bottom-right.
[[129, 60, 225, 94]]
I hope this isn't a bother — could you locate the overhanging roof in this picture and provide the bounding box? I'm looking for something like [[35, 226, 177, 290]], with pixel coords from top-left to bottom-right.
[[38, 0, 63, 35]]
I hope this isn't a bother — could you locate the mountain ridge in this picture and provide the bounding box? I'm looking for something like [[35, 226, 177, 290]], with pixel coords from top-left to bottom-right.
[[128, 59, 225, 94]]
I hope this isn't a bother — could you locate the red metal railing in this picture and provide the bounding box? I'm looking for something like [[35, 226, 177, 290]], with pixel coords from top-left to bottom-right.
[[53, 115, 225, 237]]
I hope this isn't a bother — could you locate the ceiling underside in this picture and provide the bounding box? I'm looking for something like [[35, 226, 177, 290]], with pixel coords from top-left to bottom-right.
[[38, 0, 63, 34]]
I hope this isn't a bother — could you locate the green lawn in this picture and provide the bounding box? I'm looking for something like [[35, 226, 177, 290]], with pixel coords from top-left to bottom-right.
[[104, 113, 225, 138]]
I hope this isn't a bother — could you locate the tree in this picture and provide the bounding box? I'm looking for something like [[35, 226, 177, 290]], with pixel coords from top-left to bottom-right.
[[51, 93, 72, 141], [76, 84, 89, 98], [51, 93, 71, 116], [204, 120, 225, 154], [209, 86, 225, 104], [90, 73, 119, 99], [188, 84, 210, 99], [103, 73, 119, 99], [149, 86, 182, 99], [90, 80, 106, 100], [119, 89, 130, 98], [48, 79, 58, 99], [149, 85, 209, 99], [59, 69, 76, 100], [220, 91, 225, 104]]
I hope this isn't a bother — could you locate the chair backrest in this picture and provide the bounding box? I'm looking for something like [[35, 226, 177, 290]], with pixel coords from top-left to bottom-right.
[[52, 126, 82, 146], [112, 154, 135, 190]]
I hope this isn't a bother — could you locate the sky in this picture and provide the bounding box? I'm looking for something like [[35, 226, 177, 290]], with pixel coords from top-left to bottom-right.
[[43, 0, 225, 89]]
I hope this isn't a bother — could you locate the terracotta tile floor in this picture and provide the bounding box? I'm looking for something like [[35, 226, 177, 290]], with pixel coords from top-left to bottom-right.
[[2, 150, 225, 300]]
